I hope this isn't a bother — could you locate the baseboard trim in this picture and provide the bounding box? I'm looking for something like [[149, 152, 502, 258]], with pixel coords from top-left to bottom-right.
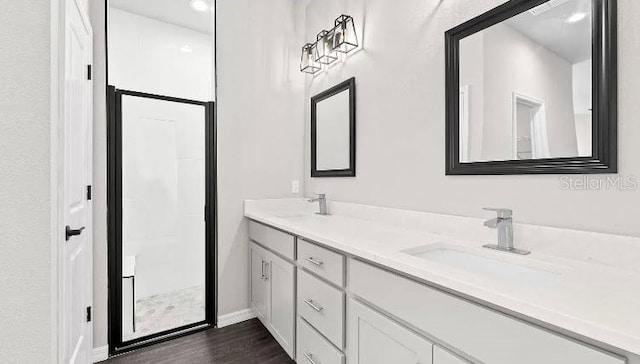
[[93, 345, 109, 363], [217, 308, 256, 328]]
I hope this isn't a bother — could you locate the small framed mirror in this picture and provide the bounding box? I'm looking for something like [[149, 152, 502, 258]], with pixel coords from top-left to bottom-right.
[[445, 0, 617, 175], [311, 78, 356, 177]]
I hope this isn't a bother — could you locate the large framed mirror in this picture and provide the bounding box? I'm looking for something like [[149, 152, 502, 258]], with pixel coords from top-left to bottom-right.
[[445, 0, 616, 175], [311, 78, 356, 177]]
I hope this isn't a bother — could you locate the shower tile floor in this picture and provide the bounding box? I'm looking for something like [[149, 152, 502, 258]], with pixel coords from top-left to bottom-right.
[[127, 285, 206, 340]]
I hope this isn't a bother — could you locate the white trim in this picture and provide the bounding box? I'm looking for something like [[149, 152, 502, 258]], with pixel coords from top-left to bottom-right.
[[92, 346, 109, 363], [459, 85, 470, 162], [217, 309, 257, 328], [512, 91, 549, 159], [51, 0, 62, 362]]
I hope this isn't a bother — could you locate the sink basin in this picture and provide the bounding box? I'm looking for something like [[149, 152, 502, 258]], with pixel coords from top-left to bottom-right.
[[403, 245, 562, 286]]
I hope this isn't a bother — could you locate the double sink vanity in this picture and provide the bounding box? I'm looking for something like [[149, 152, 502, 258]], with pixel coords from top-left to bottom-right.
[[250, 3, 629, 361], [245, 198, 640, 364], [242, 0, 631, 362]]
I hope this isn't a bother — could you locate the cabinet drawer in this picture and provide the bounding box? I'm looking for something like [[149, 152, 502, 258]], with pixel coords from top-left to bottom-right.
[[297, 318, 344, 364], [298, 270, 345, 348], [349, 259, 624, 364], [249, 220, 295, 260], [298, 239, 345, 287]]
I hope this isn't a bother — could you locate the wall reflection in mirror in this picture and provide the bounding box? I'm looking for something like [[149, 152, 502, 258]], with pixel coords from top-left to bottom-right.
[[459, 0, 592, 163]]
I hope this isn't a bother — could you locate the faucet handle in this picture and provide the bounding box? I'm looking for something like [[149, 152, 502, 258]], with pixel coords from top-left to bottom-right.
[[483, 207, 512, 219], [314, 193, 326, 199]]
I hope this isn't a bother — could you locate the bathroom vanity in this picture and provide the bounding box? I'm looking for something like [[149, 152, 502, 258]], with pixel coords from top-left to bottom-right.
[[245, 199, 640, 364]]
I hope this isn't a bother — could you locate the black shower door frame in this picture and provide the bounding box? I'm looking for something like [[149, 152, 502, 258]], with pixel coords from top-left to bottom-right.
[[107, 86, 217, 355]]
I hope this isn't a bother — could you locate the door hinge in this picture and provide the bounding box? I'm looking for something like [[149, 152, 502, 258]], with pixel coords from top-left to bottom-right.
[[87, 185, 92, 200], [86, 306, 92, 322], [87, 64, 92, 80]]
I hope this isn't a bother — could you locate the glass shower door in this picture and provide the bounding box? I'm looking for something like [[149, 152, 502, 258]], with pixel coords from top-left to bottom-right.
[[114, 90, 213, 344]]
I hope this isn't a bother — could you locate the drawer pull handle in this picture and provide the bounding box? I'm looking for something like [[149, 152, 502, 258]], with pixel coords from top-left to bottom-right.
[[305, 257, 324, 267], [304, 299, 324, 312], [303, 352, 318, 364]]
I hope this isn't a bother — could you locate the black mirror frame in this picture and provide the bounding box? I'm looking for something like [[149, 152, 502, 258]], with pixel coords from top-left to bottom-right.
[[311, 77, 357, 177], [445, 0, 617, 175]]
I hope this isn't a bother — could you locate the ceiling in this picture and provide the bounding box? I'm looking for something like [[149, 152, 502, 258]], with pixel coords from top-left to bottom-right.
[[110, 0, 214, 35], [506, 0, 591, 64]]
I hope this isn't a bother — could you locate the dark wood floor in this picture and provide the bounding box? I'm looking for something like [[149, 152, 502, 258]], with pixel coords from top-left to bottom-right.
[[102, 319, 295, 364]]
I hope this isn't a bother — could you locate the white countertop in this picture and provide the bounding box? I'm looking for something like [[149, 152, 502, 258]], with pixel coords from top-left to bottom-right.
[[244, 199, 640, 357]]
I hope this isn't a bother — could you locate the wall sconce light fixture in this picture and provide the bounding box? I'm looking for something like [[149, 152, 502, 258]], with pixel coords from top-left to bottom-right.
[[300, 43, 321, 74], [315, 30, 338, 65], [332, 15, 358, 53], [300, 14, 358, 73]]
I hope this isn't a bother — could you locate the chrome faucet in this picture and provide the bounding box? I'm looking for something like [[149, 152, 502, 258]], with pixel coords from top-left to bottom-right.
[[482, 208, 530, 255], [308, 194, 329, 215]]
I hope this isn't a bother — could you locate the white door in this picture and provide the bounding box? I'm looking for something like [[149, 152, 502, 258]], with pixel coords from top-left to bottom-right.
[[267, 252, 295, 358], [347, 299, 433, 364], [250, 242, 269, 323], [62, 0, 93, 362]]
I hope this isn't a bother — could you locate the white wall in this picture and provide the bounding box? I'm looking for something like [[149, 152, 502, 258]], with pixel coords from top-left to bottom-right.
[[460, 23, 578, 161], [109, 9, 213, 101], [0, 1, 54, 362], [304, 0, 640, 238], [316, 90, 351, 170], [459, 32, 485, 162], [121, 97, 206, 298], [573, 59, 593, 157], [573, 59, 592, 114], [112, 10, 211, 298], [89, 0, 111, 352], [483, 23, 577, 159], [216, 0, 305, 316]]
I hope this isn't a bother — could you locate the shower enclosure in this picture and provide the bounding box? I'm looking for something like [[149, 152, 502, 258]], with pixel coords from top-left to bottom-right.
[[107, 88, 216, 353]]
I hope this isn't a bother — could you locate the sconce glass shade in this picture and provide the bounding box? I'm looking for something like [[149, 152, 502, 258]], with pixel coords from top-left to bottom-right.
[[300, 43, 321, 74], [332, 15, 358, 53], [314, 30, 338, 65]]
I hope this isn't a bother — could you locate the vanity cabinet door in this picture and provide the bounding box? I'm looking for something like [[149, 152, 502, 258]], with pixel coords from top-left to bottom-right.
[[250, 242, 269, 323], [268, 252, 295, 358], [347, 299, 433, 364], [433, 346, 468, 364]]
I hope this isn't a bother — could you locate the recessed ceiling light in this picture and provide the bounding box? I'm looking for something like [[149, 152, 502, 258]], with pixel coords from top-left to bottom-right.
[[566, 12, 587, 23], [180, 45, 193, 53], [189, 0, 209, 12]]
